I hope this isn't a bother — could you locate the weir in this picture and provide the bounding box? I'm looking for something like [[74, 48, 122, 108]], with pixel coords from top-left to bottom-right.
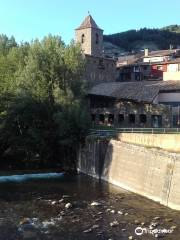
[[78, 134, 180, 210]]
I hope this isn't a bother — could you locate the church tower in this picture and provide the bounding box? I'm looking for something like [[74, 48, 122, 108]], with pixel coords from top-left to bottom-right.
[[75, 15, 103, 57]]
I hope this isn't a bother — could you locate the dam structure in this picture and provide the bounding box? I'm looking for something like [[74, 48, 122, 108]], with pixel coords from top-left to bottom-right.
[[78, 133, 180, 210]]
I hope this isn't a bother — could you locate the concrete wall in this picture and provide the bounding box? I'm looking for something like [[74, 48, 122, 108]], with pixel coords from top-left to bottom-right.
[[118, 133, 180, 153], [163, 72, 180, 81], [78, 138, 180, 210], [157, 92, 180, 103]]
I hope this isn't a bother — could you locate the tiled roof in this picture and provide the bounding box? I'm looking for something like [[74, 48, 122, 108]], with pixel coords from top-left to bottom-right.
[[76, 15, 102, 30], [145, 49, 177, 57], [88, 81, 180, 103]]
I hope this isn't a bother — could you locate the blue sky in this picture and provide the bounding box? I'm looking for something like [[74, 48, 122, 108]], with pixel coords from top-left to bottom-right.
[[0, 0, 180, 44]]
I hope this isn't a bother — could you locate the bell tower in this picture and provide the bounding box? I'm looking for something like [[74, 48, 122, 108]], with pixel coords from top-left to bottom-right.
[[75, 15, 103, 57]]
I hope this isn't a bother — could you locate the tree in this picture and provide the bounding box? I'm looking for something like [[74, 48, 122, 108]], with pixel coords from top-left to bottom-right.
[[0, 34, 90, 170]]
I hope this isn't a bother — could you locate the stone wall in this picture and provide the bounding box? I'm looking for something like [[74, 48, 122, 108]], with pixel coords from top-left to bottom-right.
[[78, 137, 180, 210], [90, 100, 172, 127], [84, 55, 117, 88]]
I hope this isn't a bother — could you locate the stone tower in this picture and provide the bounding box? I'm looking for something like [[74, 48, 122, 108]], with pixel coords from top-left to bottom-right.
[[75, 15, 103, 57]]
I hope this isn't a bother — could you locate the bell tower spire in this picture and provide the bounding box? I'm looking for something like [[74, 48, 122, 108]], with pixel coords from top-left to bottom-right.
[[75, 15, 103, 57]]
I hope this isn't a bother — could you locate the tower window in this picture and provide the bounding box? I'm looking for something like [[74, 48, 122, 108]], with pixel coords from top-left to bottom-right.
[[81, 34, 85, 44], [96, 33, 99, 44]]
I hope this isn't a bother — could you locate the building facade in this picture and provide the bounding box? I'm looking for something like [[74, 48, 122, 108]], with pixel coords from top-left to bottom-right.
[[88, 81, 180, 128]]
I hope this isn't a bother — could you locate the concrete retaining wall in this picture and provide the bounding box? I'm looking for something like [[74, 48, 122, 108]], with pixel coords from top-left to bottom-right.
[[78, 138, 180, 210], [118, 133, 180, 153]]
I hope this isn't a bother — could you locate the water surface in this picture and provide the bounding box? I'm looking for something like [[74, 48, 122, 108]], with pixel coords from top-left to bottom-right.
[[0, 173, 179, 239]]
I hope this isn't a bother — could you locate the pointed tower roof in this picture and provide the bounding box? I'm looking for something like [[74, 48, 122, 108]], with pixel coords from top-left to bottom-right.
[[76, 15, 103, 30]]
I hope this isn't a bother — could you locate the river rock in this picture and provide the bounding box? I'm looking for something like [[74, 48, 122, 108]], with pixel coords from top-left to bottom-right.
[[65, 203, 72, 209], [106, 208, 111, 212], [90, 201, 102, 206], [110, 220, 119, 227], [122, 228, 126, 232], [19, 218, 31, 225], [51, 201, 56, 205], [83, 228, 92, 233], [118, 210, 123, 215], [170, 225, 177, 230], [92, 224, 99, 229], [153, 216, 161, 220], [165, 218, 173, 222], [134, 219, 140, 225]]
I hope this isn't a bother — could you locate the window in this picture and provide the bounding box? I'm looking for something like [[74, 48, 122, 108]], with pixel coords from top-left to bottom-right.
[[96, 33, 99, 44], [99, 114, 105, 124], [139, 114, 147, 123], [151, 115, 162, 128], [108, 114, 114, 125], [157, 65, 163, 71], [129, 114, 135, 123], [81, 34, 85, 44], [91, 114, 96, 122], [118, 114, 124, 123], [144, 66, 148, 70]]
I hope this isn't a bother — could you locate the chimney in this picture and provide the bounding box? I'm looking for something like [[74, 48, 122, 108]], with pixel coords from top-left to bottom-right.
[[144, 48, 149, 57]]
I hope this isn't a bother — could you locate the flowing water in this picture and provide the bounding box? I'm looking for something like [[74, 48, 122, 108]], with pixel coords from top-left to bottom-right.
[[0, 173, 179, 240]]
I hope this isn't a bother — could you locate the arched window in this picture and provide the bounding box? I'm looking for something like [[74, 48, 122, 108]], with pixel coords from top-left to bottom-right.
[[81, 34, 85, 43], [96, 33, 99, 44]]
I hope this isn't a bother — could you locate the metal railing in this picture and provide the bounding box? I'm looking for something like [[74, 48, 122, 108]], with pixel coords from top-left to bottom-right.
[[89, 128, 180, 136]]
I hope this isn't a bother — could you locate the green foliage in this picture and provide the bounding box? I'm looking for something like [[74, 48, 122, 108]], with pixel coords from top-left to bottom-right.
[[0, 34, 90, 169], [104, 26, 180, 51]]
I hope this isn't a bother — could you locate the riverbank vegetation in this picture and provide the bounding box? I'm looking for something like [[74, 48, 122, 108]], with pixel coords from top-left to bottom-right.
[[0, 34, 90, 170]]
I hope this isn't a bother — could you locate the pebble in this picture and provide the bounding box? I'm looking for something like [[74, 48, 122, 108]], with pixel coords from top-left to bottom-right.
[[170, 225, 177, 230], [118, 210, 123, 215], [106, 208, 111, 212], [91, 201, 102, 206], [153, 216, 161, 220], [19, 218, 31, 225], [134, 220, 140, 225], [124, 212, 129, 216], [128, 236, 133, 240], [65, 203, 72, 209], [122, 228, 126, 232], [110, 210, 115, 214], [110, 220, 119, 227], [165, 218, 173, 222], [83, 228, 92, 233], [97, 212, 103, 215], [51, 201, 56, 205], [92, 224, 99, 229], [59, 199, 64, 203]]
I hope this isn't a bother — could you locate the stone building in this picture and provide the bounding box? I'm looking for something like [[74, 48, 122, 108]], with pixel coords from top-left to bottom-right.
[[75, 15, 117, 87], [88, 81, 180, 128]]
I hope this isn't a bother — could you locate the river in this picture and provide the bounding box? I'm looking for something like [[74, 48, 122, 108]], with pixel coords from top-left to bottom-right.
[[0, 173, 179, 240]]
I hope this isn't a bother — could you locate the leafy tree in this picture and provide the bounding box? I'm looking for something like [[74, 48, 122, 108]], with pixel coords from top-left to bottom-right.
[[0, 34, 90, 170]]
